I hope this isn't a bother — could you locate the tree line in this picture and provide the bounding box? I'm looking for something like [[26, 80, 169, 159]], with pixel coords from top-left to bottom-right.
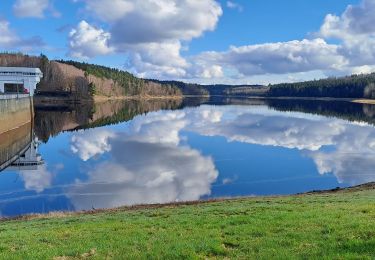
[[58, 60, 181, 97], [268, 73, 375, 99]]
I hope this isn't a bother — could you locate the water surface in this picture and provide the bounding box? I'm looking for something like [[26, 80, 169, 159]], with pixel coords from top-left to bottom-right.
[[1, 98, 375, 217]]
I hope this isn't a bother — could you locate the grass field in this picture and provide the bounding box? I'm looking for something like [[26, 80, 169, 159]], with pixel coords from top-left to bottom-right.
[[0, 184, 374, 259]]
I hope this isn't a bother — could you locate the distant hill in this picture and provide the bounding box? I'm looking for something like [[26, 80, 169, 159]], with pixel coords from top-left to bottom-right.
[[0, 53, 181, 99], [149, 79, 267, 96], [268, 74, 375, 99]]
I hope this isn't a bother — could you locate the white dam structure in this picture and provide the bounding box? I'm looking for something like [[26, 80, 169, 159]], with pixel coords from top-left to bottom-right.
[[0, 67, 43, 96]]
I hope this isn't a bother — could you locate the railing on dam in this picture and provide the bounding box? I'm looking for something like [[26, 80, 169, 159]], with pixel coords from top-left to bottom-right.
[[0, 94, 30, 100]]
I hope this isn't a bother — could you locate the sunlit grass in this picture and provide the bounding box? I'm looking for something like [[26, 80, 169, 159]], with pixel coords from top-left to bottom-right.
[[0, 188, 374, 259]]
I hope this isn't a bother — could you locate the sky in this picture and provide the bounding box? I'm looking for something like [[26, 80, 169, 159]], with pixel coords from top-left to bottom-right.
[[1, 0, 375, 85]]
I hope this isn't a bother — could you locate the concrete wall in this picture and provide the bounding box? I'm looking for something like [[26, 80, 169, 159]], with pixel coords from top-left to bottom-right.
[[0, 96, 33, 135], [0, 96, 33, 170], [0, 122, 32, 171]]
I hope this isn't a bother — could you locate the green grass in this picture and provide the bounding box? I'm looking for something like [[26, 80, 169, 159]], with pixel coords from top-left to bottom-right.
[[0, 188, 374, 259]]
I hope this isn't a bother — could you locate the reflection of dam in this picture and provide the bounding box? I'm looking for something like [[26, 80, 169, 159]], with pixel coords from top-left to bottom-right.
[[0, 96, 43, 172]]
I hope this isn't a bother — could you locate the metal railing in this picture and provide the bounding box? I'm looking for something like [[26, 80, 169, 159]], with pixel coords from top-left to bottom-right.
[[0, 94, 30, 99]]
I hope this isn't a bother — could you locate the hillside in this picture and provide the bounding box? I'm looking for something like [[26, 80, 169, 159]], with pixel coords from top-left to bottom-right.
[[58, 60, 181, 98], [0, 53, 181, 99], [2, 53, 375, 100]]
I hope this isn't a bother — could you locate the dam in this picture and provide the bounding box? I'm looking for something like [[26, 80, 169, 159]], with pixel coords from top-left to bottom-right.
[[0, 96, 43, 172], [0, 66, 44, 171], [0, 67, 43, 96]]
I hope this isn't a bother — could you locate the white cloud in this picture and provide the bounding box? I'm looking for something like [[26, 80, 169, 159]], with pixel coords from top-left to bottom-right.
[[69, 0, 222, 78], [68, 20, 114, 59], [227, 1, 243, 12], [71, 129, 115, 161], [13, 0, 58, 18], [194, 39, 348, 76], [188, 0, 375, 82], [67, 0, 375, 83], [85, 0, 134, 22], [108, 0, 222, 44], [127, 41, 189, 78], [20, 165, 52, 193], [319, 0, 375, 66]]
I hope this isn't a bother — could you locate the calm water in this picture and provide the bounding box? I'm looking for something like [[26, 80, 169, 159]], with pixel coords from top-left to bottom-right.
[[1, 97, 375, 217]]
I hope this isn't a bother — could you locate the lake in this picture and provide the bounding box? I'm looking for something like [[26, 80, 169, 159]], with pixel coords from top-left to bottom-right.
[[0, 97, 374, 217]]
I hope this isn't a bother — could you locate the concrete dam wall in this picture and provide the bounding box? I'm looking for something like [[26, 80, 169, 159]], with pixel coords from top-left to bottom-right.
[[0, 96, 33, 135], [0, 96, 33, 171]]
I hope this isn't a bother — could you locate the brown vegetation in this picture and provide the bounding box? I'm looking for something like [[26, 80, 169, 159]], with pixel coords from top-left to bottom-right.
[[0, 53, 182, 100]]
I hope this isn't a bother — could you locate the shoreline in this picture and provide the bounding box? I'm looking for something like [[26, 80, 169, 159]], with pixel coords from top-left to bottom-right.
[[2, 182, 374, 222], [0, 183, 373, 258], [93, 95, 183, 103], [33, 94, 375, 105], [211, 95, 375, 104]]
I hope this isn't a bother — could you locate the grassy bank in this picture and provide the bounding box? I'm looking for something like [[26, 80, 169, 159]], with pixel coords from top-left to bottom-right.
[[0, 184, 374, 259]]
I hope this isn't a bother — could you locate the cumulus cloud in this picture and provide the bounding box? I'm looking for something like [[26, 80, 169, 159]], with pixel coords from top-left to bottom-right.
[[69, 0, 222, 78], [127, 41, 189, 78], [68, 21, 114, 59], [195, 39, 347, 76], [84, 0, 134, 22], [108, 0, 222, 44], [64, 0, 375, 82], [190, 0, 375, 81], [320, 0, 375, 39], [193, 0, 375, 80], [319, 0, 375, 66], [13, 0, 59, 18]]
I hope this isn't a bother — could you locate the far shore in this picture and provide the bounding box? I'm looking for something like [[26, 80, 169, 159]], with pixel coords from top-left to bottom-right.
[[93, 95, 183, 103], [213, 95, 375, 104], [33, 94, 375, 106]]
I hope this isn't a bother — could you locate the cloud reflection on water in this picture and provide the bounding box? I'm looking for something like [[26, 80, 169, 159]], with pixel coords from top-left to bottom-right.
[[68, 105, 375, 209]]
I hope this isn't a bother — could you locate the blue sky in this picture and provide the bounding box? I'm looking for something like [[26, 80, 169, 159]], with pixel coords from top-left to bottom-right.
[[1, 0, 374, 84]]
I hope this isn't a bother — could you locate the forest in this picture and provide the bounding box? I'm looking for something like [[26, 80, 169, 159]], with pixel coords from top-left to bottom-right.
[[2, 53, 375, 100], [58, 60, 181, 97], [268, 73, 375, 99]]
